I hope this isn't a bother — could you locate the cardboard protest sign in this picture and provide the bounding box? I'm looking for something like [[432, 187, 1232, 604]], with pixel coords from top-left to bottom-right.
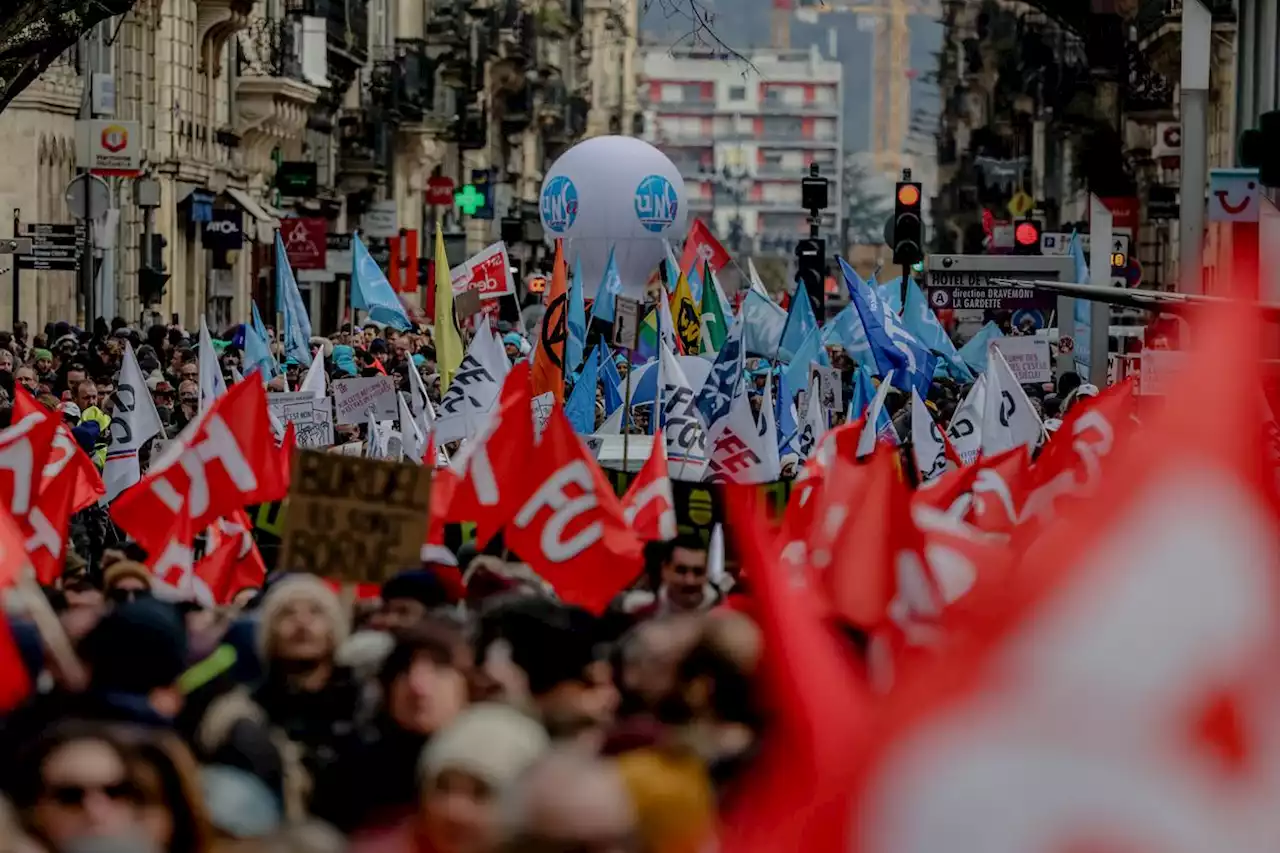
[[331, 376, 398, 426], [1138, 349, 1185, 396], [613, 297, 642, 350], [454, 287, 482, 320], [993, 336, 1052, 384], [268, 392, 334, 448], [277, 451, 432, 584]]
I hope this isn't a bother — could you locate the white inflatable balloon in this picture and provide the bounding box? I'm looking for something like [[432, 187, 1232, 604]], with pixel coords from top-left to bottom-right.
[[540, 136, 689, 301]]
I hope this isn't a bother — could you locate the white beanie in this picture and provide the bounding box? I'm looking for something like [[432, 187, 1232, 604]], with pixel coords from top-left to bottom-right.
[[419, 703, 550, 792], [256, 575, 350, 662]]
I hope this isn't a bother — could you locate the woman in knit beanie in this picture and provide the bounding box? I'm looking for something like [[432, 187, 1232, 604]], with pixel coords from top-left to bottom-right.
[[413, 704, 549, 853]]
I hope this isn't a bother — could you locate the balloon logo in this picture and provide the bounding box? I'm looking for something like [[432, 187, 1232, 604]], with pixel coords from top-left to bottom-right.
[[633, 174, 679, 234], [541, 176, 579, 234]]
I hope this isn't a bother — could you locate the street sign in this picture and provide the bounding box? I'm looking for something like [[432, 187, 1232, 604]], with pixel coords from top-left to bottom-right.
[[426, 176, 455, 207], [1039, 232, 1131, 287], [925, 254, 1075, 333], [75, 119, 142, 176], [18, 223, 85, 271]]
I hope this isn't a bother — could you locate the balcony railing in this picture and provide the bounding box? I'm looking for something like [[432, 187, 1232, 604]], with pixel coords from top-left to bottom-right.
[[369, 40, 435, 122], [287, 0, 368, 63], [1137, 0, 1235, 42], [238, 18, 304, 79]]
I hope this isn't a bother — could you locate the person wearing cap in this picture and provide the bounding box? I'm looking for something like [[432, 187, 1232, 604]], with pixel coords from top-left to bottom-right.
[[103, 562, 153, 608], [375, 565, 457, 633]]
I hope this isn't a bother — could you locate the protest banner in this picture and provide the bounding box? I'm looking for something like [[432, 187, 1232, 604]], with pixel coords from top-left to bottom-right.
[[994, 336, 1052, 384], [1138, 348, 1186, 396], [276, 451, 432, 584], [809, 364, 842, 412], [454, 287, 482, 320], [450, 241, 514, 299], [267, 392, 334, 448], [331, 375, 398, 425]]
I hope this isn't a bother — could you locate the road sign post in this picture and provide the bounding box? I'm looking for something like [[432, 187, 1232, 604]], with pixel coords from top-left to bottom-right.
[[925, 254, 1076, 380]]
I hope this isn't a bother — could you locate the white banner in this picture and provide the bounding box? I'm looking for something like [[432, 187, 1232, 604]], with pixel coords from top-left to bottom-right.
[[268, 391, 334, 448], [994, 336, 1052, 385], [332, 376, 398, 426]]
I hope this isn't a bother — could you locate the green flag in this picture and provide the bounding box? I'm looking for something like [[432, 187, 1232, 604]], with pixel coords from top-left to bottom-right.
[[699, 261, 727, 354]]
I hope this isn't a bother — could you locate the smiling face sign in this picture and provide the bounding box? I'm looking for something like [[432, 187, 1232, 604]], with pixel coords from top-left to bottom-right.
[[1208, 168, 1261, 223]]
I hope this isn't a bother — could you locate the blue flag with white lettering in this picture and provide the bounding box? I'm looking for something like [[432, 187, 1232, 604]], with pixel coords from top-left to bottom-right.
[[694, 319, 743, 430], [841, 257, 933, 396]]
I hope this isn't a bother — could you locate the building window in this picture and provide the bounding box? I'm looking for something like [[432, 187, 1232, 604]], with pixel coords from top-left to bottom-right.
[[681, 83, 705, 103], [661, 83, 683, 102], [763, 87, 782, 105], [729, 85, 746, 101], [762, 116, 803, 138]]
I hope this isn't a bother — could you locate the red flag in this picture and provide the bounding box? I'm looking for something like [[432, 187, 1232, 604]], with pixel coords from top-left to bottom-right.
[[445, 363, 536, 547], [146, 510, 197, 601], [0, 504, 29, 589], [0, 612, 30, 713], [0, 391, 59, 526], [718, 485, 871, 852], [198, 511, 267, 604], [501, 406, 642, 613], [962, 445, 1031, 535], [112, 379, 287, 553], [12, 390, 106, 583], [622, 430, 677, 541], [531, 241, 568, 403], [678, 219, 730, 279], [843, 304, 1280, 853]]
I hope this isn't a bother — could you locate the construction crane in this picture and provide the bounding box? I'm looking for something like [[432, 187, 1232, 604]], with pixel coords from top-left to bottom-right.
[[774, 0, 940, 176]]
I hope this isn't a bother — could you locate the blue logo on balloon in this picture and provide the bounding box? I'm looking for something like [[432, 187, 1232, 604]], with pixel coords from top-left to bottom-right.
[[634, 175, 679, 233], [541, 176, 579, 234]]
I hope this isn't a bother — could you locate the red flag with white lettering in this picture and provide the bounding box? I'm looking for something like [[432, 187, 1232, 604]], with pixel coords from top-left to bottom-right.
[[840, 305, 1280, 853], [12, 390, 105, 583], [443, 363, 536, 547], [112, 379, 287, 553], [198, 511, 267, 604], [500, 406, 642, 613], [622, 430, 676, 542], [0, 392, 59, 528]]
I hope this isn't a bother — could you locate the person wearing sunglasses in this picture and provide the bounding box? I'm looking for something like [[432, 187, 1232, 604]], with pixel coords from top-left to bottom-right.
[[10, 722, 143, 849], [103, 562, 154, 607]]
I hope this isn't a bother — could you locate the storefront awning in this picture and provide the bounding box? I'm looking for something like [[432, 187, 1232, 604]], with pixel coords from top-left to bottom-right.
[[224, 187, 278, 245]]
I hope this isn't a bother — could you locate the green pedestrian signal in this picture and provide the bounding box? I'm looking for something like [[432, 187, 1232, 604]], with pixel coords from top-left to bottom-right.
[[455, 185, 485, 216]]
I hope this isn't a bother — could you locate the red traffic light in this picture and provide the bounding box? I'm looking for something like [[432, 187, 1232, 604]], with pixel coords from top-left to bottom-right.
[[897, 184, 921, 207], [1015, 221, 1040, 246]]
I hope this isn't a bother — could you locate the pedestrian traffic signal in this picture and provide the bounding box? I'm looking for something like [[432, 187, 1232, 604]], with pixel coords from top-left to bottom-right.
[[139, 234, 169, 305], [1014, 219, 1043, 255], [892, 181, 924, 266]]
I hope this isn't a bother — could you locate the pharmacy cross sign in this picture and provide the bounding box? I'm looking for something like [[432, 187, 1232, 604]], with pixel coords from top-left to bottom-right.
[[455, 185, 485, 216]]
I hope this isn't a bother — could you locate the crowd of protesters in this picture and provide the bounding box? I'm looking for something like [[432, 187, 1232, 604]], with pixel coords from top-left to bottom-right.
[[0, 301, 1116, 853]]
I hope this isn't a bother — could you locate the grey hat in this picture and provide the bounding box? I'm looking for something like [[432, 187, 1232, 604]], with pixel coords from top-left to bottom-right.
[[420, 703, 550, 792]]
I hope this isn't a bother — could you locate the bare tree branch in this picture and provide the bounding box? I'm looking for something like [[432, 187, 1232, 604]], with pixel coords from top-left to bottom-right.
[[640, 0, 757, 74]]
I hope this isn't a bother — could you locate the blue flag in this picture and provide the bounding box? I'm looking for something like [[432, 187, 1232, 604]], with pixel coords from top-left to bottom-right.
[[567, 255, 587, 374], [599, 341, 624, 415], [959, 321, 1005, 374], [351, 233, 412, 330], [244, 302, 277, 378], [783, 326, 830, 398], [1069, 230, 1091, 376], [275, 233, 313, 367], [778, 280, 818, 362], [694, 319, 743, 429], [900, 278, 974, 383], [848, 364, 877, 421], [565, 345, 599, 434], [877, 276, 904, 314], [590, 246, 622, 325], [841, 257, 933, 396], [775, 369, 800, 454], [741, 289, 787, 357], [822, 302, 872, 366]]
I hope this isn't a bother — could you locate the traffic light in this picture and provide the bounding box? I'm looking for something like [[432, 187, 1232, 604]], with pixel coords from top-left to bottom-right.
[[1014, 219, 1043, 255], [794, 237, 826, 322], [892, 181, 923, 266], [1239, 110, 1280, 187], [139, 233, 169, 305]]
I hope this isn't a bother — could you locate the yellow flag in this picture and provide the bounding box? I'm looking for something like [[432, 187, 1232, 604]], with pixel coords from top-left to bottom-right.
[[433, 224, 464, 391], [671, 270, 700, 355]]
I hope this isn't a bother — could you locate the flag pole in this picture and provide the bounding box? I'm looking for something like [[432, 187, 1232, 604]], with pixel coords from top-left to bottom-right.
[[622, 348, 633, 473]]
